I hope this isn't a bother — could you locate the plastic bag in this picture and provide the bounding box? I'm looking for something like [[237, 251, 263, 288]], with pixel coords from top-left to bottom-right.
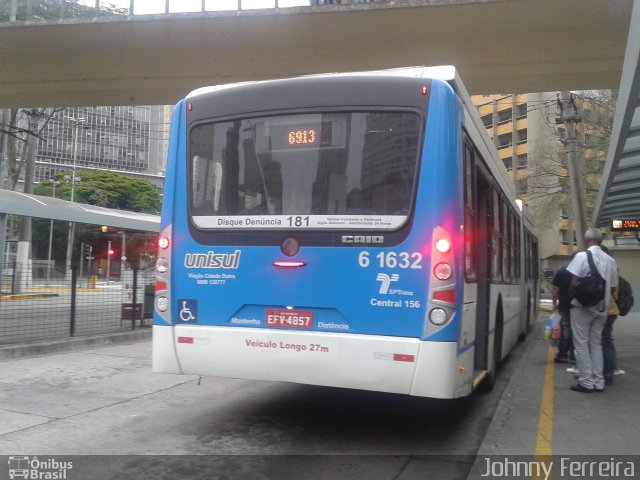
[[544, 312, 561, 341]]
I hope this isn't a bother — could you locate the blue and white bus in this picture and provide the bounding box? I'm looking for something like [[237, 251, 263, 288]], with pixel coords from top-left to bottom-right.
[[153, 66, 538, 399]]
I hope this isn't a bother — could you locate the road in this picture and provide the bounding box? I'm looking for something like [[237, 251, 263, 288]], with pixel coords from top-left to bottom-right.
[[0, 334, 532, 480]]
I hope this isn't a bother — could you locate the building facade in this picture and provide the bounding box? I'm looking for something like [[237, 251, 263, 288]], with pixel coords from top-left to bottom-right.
[[34, 105, 172, 189]]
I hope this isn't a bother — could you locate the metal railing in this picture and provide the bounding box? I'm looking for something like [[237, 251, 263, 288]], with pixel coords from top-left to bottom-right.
[[0, 263, 155, 345], [1, 0, 382, 23]]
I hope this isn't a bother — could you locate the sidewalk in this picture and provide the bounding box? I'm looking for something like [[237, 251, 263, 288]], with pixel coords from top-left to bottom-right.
[[0, 328, 151, 360], [468, 309, 640, 477]]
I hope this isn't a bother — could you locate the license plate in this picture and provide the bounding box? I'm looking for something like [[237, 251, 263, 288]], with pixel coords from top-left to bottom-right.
[[265, 309, 314, 329]]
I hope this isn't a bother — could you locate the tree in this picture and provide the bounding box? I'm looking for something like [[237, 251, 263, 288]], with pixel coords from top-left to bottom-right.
[[525, 90, 616, 251], [2, 107, 63, 191], [31, 172, 161, 265], [35, 170, 162, 214]]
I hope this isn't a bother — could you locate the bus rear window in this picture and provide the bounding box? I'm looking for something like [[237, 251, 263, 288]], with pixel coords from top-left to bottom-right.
[[190, 111, 421, 230]]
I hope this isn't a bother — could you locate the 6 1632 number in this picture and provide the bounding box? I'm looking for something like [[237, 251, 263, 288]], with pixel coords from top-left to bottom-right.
[[358, 251, 422, 269]]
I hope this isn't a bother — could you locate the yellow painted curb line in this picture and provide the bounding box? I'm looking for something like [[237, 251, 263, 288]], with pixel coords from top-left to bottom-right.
[[534, 344, 555, 479]]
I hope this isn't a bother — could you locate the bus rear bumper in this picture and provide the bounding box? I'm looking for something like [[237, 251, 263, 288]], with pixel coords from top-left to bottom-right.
[[152, 325, 182, 374], [153, 325, 469, 399]]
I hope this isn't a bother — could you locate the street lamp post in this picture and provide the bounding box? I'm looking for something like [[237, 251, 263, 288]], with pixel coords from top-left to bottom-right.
[[64, 117, 85, 280], [46, 180, 60, 284]]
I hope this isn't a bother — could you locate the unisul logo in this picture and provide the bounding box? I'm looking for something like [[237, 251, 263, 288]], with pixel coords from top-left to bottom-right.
[[8, 456, 73, 480]]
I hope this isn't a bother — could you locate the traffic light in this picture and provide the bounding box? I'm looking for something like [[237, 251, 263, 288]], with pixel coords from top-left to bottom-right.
[[108, 248, 115, 256]]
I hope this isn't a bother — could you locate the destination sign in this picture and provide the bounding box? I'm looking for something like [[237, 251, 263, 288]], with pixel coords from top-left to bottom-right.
[[611, 219, 640, 230]]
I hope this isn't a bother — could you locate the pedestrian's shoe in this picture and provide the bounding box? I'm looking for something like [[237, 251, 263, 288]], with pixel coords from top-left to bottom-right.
[[570, 384, 593, 393], [614, 369, 626, 376], [566, 367, 579, 374]]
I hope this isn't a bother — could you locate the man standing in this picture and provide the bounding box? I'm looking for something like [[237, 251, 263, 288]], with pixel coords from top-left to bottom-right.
[[600, 245, 621, 386], [551, 263, 574, 363], [566, 228, 618, 393]]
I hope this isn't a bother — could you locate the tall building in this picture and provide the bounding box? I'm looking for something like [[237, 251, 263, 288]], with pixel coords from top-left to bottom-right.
[[34, 105, 172, 189], [472, 94, 531, 198]]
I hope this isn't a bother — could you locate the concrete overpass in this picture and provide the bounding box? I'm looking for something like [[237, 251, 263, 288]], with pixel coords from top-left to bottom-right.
[[0, 0, 634, 107]]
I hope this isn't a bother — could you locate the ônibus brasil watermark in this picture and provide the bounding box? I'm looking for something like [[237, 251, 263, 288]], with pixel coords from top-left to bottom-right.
[[7, 456, 72, 480]]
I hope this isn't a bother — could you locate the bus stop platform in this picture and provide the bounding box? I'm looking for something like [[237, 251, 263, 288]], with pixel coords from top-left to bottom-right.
[[467, 308, 640, 478]]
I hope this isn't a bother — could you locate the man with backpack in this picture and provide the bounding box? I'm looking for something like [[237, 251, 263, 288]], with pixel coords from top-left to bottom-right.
[[566, 228, 618, 393]]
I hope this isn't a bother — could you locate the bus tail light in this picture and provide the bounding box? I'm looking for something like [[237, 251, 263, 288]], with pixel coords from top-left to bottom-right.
[[156, 296, 169, 312], [156, 257, 169, 274], [433, 289, 456, 304], [429, 308, 447, 326], [273, 261, 306, 268], [424, 225, 457, 337], [155, 225, 172, 324], [434, 262, 452, 280], [435, 238, 451, 253]]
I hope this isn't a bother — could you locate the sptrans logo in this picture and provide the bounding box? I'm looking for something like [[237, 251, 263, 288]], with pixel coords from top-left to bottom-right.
[[8, 456, 73, 479], [376, 273, 400, 294]]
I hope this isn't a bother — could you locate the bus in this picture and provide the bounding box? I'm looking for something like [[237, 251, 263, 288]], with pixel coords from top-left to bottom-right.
[[152, 66, 538, 399]]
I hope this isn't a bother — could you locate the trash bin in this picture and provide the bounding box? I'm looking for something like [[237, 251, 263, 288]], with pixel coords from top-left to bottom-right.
[[120, 303, 143, 326]]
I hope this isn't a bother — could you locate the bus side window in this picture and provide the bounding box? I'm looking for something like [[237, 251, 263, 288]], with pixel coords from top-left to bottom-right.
[[463, 142, 476, 282], [492, 189, 502, 283], [502, 201, 510, 282]]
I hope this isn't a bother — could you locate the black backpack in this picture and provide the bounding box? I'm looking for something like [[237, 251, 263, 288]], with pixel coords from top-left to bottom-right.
[[616, 275, 634, 316], [572, 250, 606, 311]]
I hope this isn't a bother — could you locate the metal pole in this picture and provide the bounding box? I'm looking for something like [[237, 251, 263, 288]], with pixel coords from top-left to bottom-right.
[[46, 182, 58, 284], [0, 213, 7, 291], [132, 266, 138, 330], [70, 267, 77, 337], [107, 240, 111, 283], [65, 118, 84, 278], [120, 231, 126, 278], [79, 242, 85, 280], [0, 109, 8, 285]]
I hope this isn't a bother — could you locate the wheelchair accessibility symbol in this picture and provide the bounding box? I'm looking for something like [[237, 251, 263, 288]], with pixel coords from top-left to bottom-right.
[[178, 299, 198, 323]]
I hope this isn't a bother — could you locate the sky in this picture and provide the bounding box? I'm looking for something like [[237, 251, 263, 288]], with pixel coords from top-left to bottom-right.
[[95, 0, 310, 14]]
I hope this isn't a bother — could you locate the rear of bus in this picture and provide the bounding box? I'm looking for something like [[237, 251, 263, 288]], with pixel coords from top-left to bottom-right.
[[153, 68, 473, 398]]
